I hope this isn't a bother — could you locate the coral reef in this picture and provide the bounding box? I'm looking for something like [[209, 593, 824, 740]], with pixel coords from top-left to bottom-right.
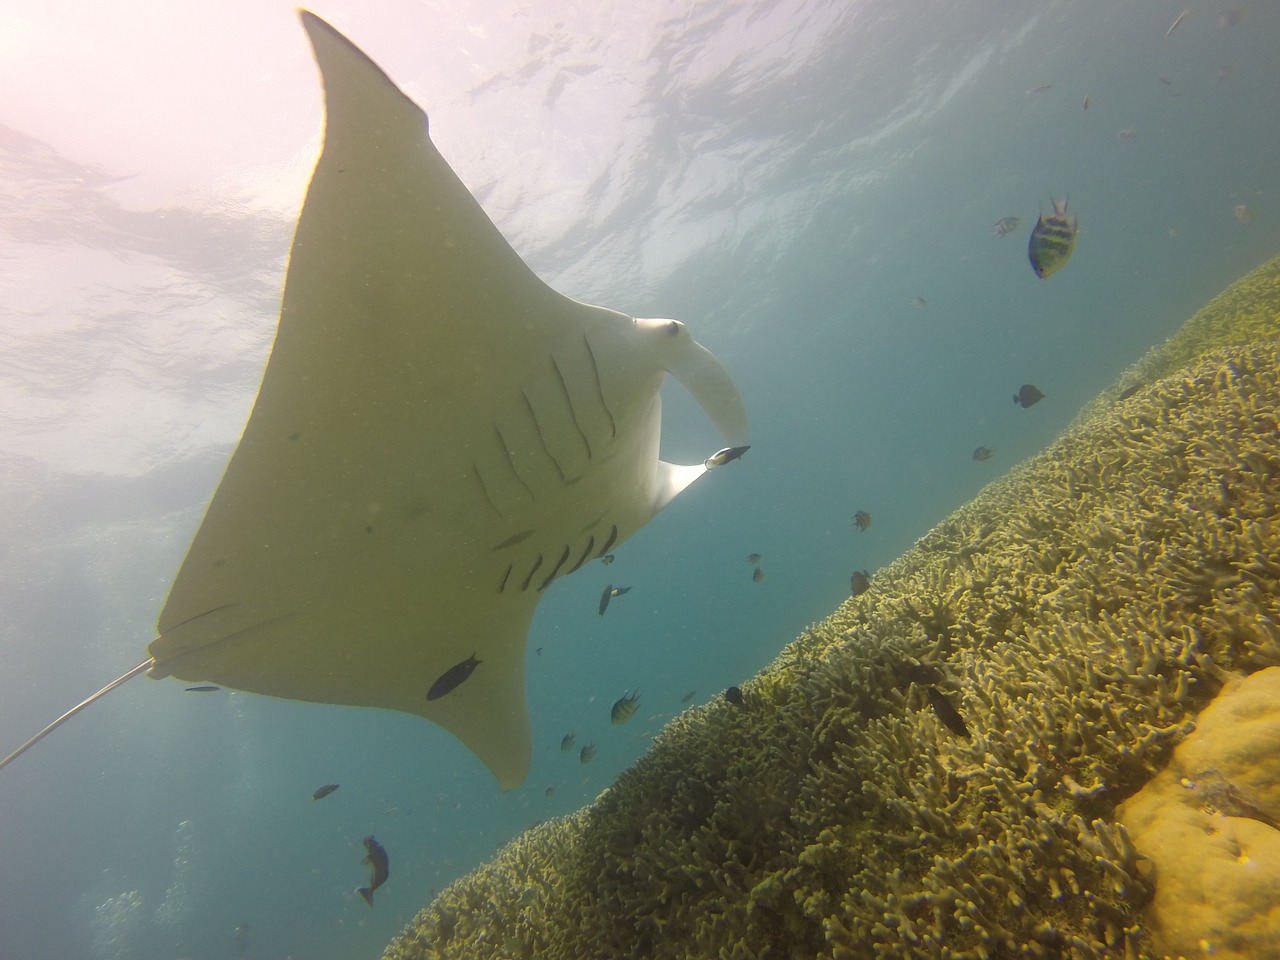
[[1119, 667, 1280, 960], [381, 253, 1280, 960]]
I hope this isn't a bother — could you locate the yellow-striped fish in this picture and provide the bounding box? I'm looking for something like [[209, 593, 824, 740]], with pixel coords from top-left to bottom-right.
[[1027, 196, 1077, 278], [611, 690, 641, 725]]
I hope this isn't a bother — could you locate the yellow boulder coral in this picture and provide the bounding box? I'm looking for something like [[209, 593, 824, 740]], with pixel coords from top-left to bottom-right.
[[1119, 667, 1280, 960]]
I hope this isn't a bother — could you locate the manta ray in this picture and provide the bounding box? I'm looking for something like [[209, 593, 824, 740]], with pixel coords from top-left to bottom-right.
[[0, 12, 748, 789]]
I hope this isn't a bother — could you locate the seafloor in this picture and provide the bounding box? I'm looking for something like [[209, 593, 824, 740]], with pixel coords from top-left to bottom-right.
[[381, 254, 1280, 960]]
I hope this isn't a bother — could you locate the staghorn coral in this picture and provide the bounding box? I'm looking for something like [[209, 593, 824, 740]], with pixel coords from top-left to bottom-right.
[[381, 253, 1280, 960]]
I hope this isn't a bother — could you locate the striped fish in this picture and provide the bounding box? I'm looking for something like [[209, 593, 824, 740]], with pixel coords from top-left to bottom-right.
[[1028, 196, 1078, 278], [611, 690, 642, 725]]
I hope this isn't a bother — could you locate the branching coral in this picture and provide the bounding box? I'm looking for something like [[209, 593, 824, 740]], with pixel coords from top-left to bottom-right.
[[381, 254, 1280, 960]]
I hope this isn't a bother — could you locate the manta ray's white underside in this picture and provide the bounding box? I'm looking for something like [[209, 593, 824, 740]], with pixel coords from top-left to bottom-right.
[[146, 12, 749, 789]]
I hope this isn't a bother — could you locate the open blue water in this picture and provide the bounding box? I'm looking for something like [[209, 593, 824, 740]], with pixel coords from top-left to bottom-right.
[[2, 2, 1277, 958]]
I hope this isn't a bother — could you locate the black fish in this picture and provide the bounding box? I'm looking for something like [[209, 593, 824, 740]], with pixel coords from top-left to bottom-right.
[[426, 654, 481, 700], [1013, 383, 1045, 408], [185, 685, 221, 692], [311, 783, 340, 801], [724, 686, 745, 706], [358, 835, 389, 906], [926, 686, 970, 739], [972, 445, 995, 462], [579, 743, 597, 764], [850, 570, 871, 596], [598, 584, 631, 616], [1117, 383, 1142, 401], [1028, 195, 1078, 279], [852, 510, 872, 531]]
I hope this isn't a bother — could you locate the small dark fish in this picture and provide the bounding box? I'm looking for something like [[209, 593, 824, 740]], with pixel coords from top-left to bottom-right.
[[560, 732, 576, 752], [1165, 8, 1189, 38], [724, 686, 745, 706], [598, 584, 632, 616], [1027, 83, 1051, 95], [925, 686, 970, 739], [579, 743, 597, 764], [1081, 93, 1090, 111], [850, 570, 871, 596], [1117, 383, 1142, 401], [746, 553, 762, 565], [185, 685, 220, 692], [704, 444, 750, 468], [972, 445, 995, 462], [544, 786, 556, 798], [611, 690, 642, 725], [752, 566, 765, 582], [535, 646, 542, 656], [991, 216, 1021, 238], [680, 689, 697, 703], [311, 783, 340, 801], [357, 835, 389, 906], [600, 554, 615, 565], [909, 296, 927, 309], [1158, 76, 1173, 86], [1014, 383, 1045, 408], [426, 654, 481, 700], [1028, 195, 1077, 279], [852, 510, 872, 531]]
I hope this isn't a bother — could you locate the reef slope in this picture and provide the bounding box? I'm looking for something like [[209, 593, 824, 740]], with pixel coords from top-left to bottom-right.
[[382, 254, 1280, 960]]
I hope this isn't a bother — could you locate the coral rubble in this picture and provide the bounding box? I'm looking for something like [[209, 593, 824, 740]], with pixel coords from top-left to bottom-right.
[[382, 253, 1280, 960]]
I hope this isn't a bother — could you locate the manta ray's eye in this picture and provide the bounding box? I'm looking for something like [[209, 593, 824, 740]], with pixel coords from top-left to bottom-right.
[[666, 320, 680, 336]]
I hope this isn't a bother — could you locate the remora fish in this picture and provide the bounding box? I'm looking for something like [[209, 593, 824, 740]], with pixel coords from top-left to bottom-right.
[[1027, 196, 1078, 279], [598, 584, 632, 616], [426, 654, 481, 700], [311, 783, 340, 801], [358, 835, 389, 906]]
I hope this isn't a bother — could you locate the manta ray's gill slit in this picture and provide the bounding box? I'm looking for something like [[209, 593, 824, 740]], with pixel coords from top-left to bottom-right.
[[472, 463, 509, 520], [548, 354, 594, 461], [537, 546, 571, 592], [520, 554, 544, 591], [493, 529, 536, 551], [581, 335, 617, 439], [520, 388, 568, 483], [565, 535, 595, 574], [494, 424, 536, 501], [596, 525, 619, 557], [497, 563, 513, 592]]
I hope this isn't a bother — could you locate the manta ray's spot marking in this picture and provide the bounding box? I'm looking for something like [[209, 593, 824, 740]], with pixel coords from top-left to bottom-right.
[[520, 555, 544, 591], [565, 536, 595, 574], [548, 354, 593, 461], [494, 530, 536, 551], [497, 563, 513, 593], [582, 336, 616, 440], [520, 389, 568, 483], [596, 525, 619, 557], [472, 463, 508, 520], [494, 425, 535, 501], [537, 545, 571, 592]]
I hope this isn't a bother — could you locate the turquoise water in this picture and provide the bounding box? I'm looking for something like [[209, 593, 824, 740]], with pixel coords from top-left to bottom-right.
[[1, 2, 1278, 958]]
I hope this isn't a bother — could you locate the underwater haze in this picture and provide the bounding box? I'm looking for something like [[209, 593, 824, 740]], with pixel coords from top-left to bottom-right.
[[2, 1, 1278, 958]]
